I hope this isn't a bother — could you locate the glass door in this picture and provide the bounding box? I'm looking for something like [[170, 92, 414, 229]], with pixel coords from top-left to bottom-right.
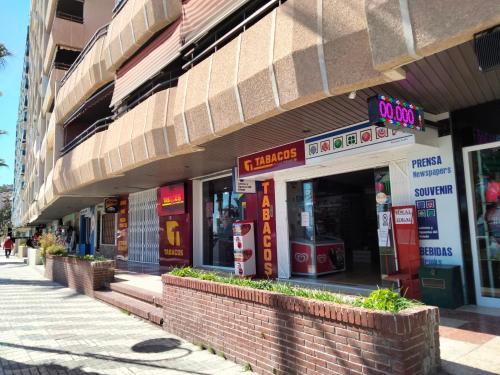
[[464, 141, 500, 307], [202, 176, 246, 268]]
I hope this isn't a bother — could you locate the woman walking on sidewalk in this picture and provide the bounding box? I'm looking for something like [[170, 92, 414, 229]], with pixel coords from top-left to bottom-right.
[[3, 236, 13, 258]]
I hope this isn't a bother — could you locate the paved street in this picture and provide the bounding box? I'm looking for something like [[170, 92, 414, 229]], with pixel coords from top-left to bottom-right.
[[0, 256, 248, 375]]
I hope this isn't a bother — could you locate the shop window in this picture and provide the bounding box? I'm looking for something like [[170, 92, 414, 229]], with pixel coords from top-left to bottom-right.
[[202, 176, 245, 268], [471, 146, 500, 299], [101, 213, 116, 245]]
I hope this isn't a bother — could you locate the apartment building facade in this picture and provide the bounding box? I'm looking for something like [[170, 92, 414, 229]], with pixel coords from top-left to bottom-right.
[[12, 0, 500, 307]]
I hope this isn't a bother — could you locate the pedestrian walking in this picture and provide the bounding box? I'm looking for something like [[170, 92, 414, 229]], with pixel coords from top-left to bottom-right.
[[3, 236, 13, 259]]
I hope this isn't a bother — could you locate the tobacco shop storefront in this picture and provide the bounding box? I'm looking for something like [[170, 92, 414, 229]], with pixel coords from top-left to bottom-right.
[[237, 119, 465, 294], [191, 172, 278, 278]]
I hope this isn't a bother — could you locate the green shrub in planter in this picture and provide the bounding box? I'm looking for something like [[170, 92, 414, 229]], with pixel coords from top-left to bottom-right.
[[170, 267, 420, 313], [39, 233, 67, 258], [46, 244, 68, 257], [75, 254, 108, 262], [353, 288, 417, 312]]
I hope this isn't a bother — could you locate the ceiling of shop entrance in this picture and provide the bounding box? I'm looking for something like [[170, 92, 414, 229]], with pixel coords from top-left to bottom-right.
[[59, 39, 500, 213]]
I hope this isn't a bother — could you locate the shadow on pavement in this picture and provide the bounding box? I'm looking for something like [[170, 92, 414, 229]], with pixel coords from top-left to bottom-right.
[[0, 262, 28, 267], [440, 360, 499, 375], [0, 341, 207, 374], [0, 357, 103, 375], [0, 278, 63, 287], [132, 338, 181, 353]]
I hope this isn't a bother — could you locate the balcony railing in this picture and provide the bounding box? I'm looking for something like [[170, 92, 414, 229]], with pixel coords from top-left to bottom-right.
[[60, 24, 109, 88], [60, 116, 113, 156], [53, 61, 72, 70], [55, 10, 84, 24], [119, 75, 179, 116], [112, 0, 128, 16]]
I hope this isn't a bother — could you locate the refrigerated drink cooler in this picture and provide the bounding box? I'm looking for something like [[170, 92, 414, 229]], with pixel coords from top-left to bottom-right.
[[291, 238, 345, 276]]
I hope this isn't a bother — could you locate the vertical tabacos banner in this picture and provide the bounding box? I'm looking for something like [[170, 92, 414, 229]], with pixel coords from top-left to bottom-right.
[[409, 136, 463, 267], [117, 195, 129, 259], [257, 180, 277, 278]]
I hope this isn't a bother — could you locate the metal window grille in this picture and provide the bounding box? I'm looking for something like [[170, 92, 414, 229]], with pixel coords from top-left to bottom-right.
[[101, 214, 116, 245], [128, 188, 159, 264]]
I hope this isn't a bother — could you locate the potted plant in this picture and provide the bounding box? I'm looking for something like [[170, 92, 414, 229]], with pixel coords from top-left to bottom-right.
[[39, 233, 67, 264]]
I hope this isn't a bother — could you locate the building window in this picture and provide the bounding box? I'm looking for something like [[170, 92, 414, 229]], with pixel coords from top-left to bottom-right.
[[101, 213, 116, 245], [202, 176, 245, 268]]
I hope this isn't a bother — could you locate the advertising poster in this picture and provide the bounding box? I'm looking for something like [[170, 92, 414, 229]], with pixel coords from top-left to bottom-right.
[[104, 198, 119, 213], [316, 242, 345, 274], [416, 199, 439, 239], [117, 196, 129, 259], [377, 211, 391, 247], [159, 214, 191, 267], [157, 183, 186, 216], [409, 136, 464, 267], [233, 221, 256, 277], [291, 242, 313, 274]]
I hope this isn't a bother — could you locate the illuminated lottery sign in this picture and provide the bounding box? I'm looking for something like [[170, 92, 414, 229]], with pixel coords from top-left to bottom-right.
[[368, 95, 425, 132]]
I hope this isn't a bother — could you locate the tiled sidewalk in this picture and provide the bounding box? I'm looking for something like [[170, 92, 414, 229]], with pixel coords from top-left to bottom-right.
[[115, 265, 500, 374], [2, 255, 499, 375], [0, 256, 248, 375], [439, 306, 500, 374]]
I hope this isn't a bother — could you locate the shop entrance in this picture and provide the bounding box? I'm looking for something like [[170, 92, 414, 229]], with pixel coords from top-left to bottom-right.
[[464, 141, 500, 307], [287, 167, 395, 288]]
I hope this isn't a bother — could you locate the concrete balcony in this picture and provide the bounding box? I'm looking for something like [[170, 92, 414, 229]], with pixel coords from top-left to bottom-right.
[[44, 169, 58, 207], [171, 0, 500, 151], [43, 16, 86, 74], [40, 132, 48, 164], [54, 26, 112, 123], [37, 182, 46, 212], [46, 112, 56, 149], [34, 0, 500, 207], [172, 0, 394, 150], [28, 202, 40, 225], [104, 0, 182, 72], [365, 0, 500, 72], [42, 66, 65, 114], [53, 87, 183, 194], [44, 0, 58, 31]]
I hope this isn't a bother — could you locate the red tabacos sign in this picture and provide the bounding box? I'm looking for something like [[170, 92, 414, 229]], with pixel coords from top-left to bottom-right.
[[238, 140, 305, 178], [257, 180, 277, 278], [157, 183, 185, 216], [159, 214, 191, 267]]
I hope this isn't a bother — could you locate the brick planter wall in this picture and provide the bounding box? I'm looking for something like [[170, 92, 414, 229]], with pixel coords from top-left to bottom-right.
[[45, 255, 115, 297], [162, 275, 440, 375]]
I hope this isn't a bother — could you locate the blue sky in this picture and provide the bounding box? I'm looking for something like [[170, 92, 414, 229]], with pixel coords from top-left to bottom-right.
[[0, 1, 30, 185]]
